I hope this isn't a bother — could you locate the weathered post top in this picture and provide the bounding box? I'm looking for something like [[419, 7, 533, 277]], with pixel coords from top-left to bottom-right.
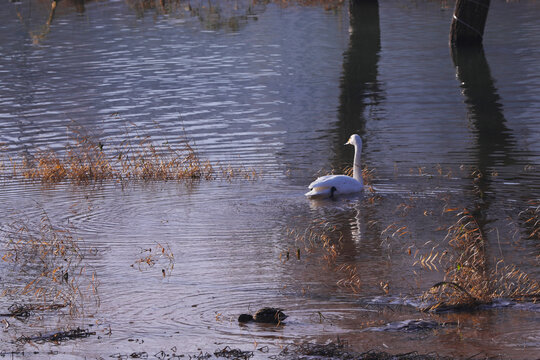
[[450, 0, 491, 47]]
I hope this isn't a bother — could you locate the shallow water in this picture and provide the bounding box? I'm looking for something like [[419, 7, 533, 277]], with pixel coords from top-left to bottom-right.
[[0, 0, 539, 358]]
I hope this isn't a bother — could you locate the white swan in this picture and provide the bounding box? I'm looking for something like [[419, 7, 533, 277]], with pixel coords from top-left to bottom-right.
[[305, 134, 364, 199]]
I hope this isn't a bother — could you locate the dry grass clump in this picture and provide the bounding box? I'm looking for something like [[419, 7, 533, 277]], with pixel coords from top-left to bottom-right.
[[420, 210, 540, 311], [23, 139, 114, 182], [0, 143, 17, 181], [213, 346, 254, 359], [1, 210, 99, 317], [8, 126, 259, 184], [116, 135, 214, 181], [336, 264, 363, 293], [20, 132, 213, 183]]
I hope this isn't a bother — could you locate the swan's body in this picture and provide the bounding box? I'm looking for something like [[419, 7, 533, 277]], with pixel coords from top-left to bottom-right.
[[305, 134, 364, 199]]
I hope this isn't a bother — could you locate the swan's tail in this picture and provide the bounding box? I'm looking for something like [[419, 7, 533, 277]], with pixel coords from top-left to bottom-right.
[[305, 186, 331, 199]]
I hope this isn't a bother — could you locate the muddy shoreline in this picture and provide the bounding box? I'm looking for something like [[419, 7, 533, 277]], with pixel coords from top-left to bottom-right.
[[0, 342, 498, 360]]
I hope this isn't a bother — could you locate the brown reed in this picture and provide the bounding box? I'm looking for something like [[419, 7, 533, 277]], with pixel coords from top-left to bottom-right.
[[420, 210, 539, 311], [520, 200, 540, 241], [7, 127, 258, 184]]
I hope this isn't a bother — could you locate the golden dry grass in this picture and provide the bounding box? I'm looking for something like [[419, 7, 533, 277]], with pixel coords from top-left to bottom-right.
[[520, 200, 540, 241], [420, 210, 540, 311], [20, 133, 213, 183], [2, 127, 259, 184]]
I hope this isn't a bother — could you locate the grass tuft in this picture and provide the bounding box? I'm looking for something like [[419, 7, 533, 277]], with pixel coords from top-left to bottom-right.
[[520, 200, 540, 241], [420, 210, 540, 311], [3, 126, 259, 184]]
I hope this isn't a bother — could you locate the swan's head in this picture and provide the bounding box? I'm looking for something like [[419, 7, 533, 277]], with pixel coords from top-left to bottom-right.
[[345, 134, 362, 147]]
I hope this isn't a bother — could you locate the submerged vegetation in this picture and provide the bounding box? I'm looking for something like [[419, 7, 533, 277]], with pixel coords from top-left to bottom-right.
[[10, 0, 347, 46], [132, 242, 175, 277], [1, 209, 99, 318]]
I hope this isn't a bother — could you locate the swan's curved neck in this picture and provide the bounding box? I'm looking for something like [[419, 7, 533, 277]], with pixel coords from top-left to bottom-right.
[[352, 144, 363, 185]]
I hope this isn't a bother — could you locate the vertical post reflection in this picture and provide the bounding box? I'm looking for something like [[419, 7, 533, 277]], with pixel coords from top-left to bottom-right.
[[334, 0, 382, 165], [451, 45, 515, 220], [71, 0, 86, 14], [322, 0, 383, 256]]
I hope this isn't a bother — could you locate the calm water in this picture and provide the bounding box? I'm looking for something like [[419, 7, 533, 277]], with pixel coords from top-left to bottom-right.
[[0, 0, 539, 358]]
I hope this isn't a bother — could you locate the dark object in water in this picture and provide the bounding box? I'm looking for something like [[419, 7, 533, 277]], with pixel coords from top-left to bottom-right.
[[238, 307, 287, 323], [214, 346, 253, 359], [17, 327, 96, 343], [1, 303, 67, 320]]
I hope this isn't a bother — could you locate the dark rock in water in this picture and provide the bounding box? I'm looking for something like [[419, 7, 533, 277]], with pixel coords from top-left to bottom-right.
[[367, 319, 455, 332], [238, 307, 287, 323]]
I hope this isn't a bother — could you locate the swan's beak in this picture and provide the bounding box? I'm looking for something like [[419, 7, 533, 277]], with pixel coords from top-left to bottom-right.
[[345, 140, 351, 145]]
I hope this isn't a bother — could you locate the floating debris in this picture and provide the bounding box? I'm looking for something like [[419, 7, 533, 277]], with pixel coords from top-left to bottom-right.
[[17, 327, 95, 343], [0, 303, 67, 320], [1, 210, 99, 317], [213, 346, 253, 359]]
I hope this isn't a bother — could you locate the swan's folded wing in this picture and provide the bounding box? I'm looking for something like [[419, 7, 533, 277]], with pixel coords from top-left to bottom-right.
[[308, 175, 341, 189], [308, 175, 354, 189], [307, 175, 363, 198]]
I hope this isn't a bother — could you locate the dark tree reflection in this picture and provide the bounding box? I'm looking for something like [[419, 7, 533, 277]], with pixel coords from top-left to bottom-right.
[[451, 45, 516, 222], [334, 0, 382, 167], [320, 0, 383, 260]]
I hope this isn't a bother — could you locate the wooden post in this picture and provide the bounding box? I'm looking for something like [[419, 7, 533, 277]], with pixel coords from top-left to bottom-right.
[[450, 0, 490, 46]]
